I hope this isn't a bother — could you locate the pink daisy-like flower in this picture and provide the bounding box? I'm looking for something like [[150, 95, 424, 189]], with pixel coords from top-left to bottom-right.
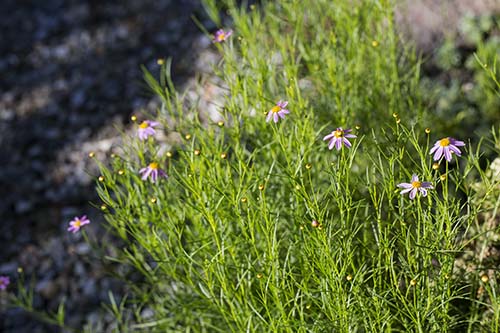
[[0, 276, 10, 290], [137, 120, 160, 140], [67, 215, 91, 233], [397, 174, 433, 200], [213, 29, 233, 43], [266, 100, 290, 123], [429, 137, 465, 162], [323, 128, 357, 150], [139, 162, 168, 182]]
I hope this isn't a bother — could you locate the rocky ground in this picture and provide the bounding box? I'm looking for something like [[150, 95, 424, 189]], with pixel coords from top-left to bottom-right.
[[0, 0, 216, 331], [0, 0, 498, 332]]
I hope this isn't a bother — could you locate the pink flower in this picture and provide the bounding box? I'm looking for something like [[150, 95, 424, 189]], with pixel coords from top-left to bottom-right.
[[323, 128, 357, 150], [429, 137, 465, 162], [139, 162, 168, 182], [137, 120, 160, 140], [397, 174, 433, 200], [0, 276, 10, 290], [213, 29, 233, 43], [68, 215, 91, 233], [266, 100, 290, 123]]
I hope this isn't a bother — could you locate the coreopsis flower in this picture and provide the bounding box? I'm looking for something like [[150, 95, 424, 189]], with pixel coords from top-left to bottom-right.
[[137, 120, 159, 140], [139, 162, 168, 182], [323, 128, 357, 150], [397, 174, 433, 200], [0, 276, 10, 290], [213, 29, 233, 43], [67, 215, 91, 233], [430, 137, 465, 162], [266, 100, 290, 123]]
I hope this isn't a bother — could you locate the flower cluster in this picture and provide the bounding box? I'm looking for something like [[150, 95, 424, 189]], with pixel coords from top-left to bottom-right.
[[213, 29, 233, 43], [323, 128, 357, 150], [397, 136, 465, 200], [137, 120, 160, 140], [266, 101, 290, 123], [397, 174, 433, 200], [67, 215, 91, 233], [140, 162, 168, 182], [430, 137, 465, 162], [0, 275, 10, 290]]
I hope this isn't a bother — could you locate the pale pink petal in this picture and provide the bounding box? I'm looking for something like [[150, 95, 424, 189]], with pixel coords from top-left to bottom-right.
[[266, 111, 273, 122], [323, 133, 335, 141], [444, 148, 452, 162]]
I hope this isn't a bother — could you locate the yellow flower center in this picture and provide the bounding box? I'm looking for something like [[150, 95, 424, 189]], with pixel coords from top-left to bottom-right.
[[139, 121, 149, 129], [73, 219, 81, 227], [219, 32, 226, 40], [334, 130, 343, 138], [149, 162, 159, 170], [439, 138, 450, 147], [271, 105, 281, 113], [411, 181, 421, 188]]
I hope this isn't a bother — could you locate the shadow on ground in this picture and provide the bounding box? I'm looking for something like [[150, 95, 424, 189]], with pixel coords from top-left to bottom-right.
[[0, 0, 212, 331]]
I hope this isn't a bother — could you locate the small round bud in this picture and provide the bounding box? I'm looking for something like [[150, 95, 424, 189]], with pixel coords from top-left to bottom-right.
[[110, 153, 117, 158], [444, 274, 450, 280], [317, 224, 323, 230], [311, 220, 319, 228], [305, 163, 312, 170], [241, 197, 247, 203], [118, 169, 124, 175], [17, 267, 23, 273], [185, 134, 192, 140], [100, 204, 107, 211], [217, 121, 224, 127], [98, 176, 104, 182], [440, 174, 447, 181], [88, 152, 95, 158], [346, 274, 353, 281], [157, 58, 165, 65], [258, 184, 265, 191], [306, 304, 311, 309], [295, 185, 301, 190], [355, 125, 361, 130], [150, 197, 157, 204], [410, 279, 417, 286], [256, 273, 263, 279], [396, 118, 401, 124], [131, 115, 137, 122], [432, 163, 439, 170], [194, 149, 201, 156], [371, 40, 379, 47], [425, 128, 431, 134], [299, 225, 304, 230], [392, 113, 398, 118], [481, 274, 489, 283], [166, 151, 173, 158], [220, 153, 227, 159]]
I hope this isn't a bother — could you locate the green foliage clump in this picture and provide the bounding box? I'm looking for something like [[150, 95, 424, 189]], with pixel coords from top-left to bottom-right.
[[7, 1, 500, 332]]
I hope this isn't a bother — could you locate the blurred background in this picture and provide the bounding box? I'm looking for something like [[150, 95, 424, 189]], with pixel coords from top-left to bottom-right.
[[0, 0, 498, 331]]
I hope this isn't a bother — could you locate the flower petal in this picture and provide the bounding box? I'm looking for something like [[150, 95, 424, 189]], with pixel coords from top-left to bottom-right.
[[444, 147, 452, 162], [433, 146, 444, 161], [409, 188, 417, 200], [400, 187, 413, 194], [266, 111, 273, 122], [397, 183, 413, 188], [323, 133, 334, 141], [343, 138, 352, 148]]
